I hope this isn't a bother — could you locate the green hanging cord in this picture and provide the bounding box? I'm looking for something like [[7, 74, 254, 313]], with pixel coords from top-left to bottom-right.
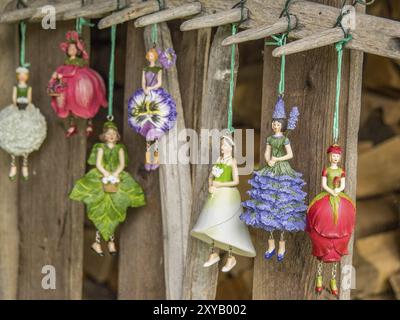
[[19, 21, 30, 68], [108, 25, 117, 121], [151, 0, 164, 46], [332, 35, 352, 144], [227, 24, 238, 133], [75, 17, 95, 36]]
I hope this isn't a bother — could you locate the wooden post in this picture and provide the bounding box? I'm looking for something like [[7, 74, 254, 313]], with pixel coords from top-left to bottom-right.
[[252, 0, 362, 300], [0, 1, 18, 300], [17, 22, 85, 300], [143, 22, 192, 300], [182, 26, 239, 300], [118, 21, 166, 300]]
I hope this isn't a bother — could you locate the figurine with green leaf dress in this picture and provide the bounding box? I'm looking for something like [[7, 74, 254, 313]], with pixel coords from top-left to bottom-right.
[[70, 121, 146, 256]]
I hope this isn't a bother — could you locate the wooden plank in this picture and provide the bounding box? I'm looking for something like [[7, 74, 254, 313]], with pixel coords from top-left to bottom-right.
[[182, 26, 238, 300], [143, 22, 192, 300], [118, 22, 166, 300], [357, 136, 400, 199], [17, 21, 84, 300], [0, 1, 18, 300], [252, 0, 359, 300], [389, 271, 400, 300]]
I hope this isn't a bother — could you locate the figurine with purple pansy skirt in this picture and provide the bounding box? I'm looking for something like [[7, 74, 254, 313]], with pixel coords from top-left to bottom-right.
[[127, 47, 177, 171], [241, 97, 307, 261]]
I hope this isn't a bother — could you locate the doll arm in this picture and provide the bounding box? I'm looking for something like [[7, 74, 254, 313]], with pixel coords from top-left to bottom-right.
[[264, 145, 272, 163], [146, 70, 162, 91], [272, 143, 294, 162], [112, 148, 126, 178], [12, 86, 17, 105], [322, 176, 337, 196], [96, 148, 110, 177], [27, 87, 32, 105], [334, 177, 346, 194], [213, 159, 240, 188]]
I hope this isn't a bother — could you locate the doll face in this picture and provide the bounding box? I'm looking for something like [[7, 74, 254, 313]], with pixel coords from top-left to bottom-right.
[[147, 51, 157, 63], [221, 139, 232, 155], [17, 72, 29, 83], [272, 121, 283, 134], [104, 129, 118, 144], [330, 153, 341, 164], [67, 43, 78, 58]]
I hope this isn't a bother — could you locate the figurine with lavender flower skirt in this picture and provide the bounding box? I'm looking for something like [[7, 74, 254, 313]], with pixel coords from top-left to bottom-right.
[[127, 47, 177, 171], [241, 97, 307, 262]]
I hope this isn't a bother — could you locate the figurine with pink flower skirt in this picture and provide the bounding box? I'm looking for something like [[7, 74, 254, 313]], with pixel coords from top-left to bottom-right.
[[47, 31, 107, 137], [127, 47, 177, 171]]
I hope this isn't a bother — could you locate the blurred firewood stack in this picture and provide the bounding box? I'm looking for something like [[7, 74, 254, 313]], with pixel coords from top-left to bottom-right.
[[353, 0, 400, 301]]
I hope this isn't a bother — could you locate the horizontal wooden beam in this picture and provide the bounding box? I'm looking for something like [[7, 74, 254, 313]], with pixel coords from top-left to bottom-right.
[[30, 1, 82, 22], [180, 7, 248, 31], [221, 15, 297, 46], [272, 27, 346, 57], [135, 2, 202, 28], [61, 0, 120, 20], [98, 1, 159, 29]]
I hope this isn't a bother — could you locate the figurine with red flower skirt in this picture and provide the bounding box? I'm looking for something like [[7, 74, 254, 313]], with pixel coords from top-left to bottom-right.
[[306, 144, 356, 297], [47, 31, 107, 137]]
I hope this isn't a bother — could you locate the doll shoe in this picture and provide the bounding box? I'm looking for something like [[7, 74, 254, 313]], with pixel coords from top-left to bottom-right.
[[21, 168, 29, 181], [85, 124, 94, 137], [330, 278, 339, 297], [66, 125, 78, 138], [203, 253, 220, 267], [277, 250, 285, 262], [221, 256, 237, 273], [91, 242, 104, 257], [264, 248, 276, 260], [9, 167, 17, 181], [315, 275, 323, 294], [107, 241, 117, 256]]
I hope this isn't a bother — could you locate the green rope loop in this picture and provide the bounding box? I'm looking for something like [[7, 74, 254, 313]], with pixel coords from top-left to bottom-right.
[[108, 25, 117, 119], [332, 35, 352, 144], [19, 21, 30, 68], [279, 0, 295, 34], [75, 17, 94, 35], [265, 34, 287, 96], [227, 24, 238, 133], [151, 23, 158, 46], [352, 0, 375, 6]]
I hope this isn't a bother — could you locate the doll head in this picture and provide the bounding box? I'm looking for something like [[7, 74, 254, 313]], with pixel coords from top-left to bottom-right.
[[16, 67, 29, 83], [100, 122, 121, 144], [272, 119, 287, 134], [327, 144, 342, 165], [221, 134, 235, 156], [146, 48, 159, 64], [60, 31, 89, 60]]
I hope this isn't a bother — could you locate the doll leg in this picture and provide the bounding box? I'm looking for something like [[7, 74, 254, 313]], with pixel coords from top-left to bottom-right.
[[107, 234, 117, 256], [330, 263, 339, 297], [145, 142, 152, 171], [221, 247, 237, 273], [9, 155, 17, 181], [277, 231, 286, 262], [203, 241, 220, 268], [152, 140, 160, 170], [21, 154, 29, 181], [85, 119, 94, 137], [315, 261, 324, 294], [66, 116, 78, 138], [91, 231, 104, 257], [264, 231, 276, 260]]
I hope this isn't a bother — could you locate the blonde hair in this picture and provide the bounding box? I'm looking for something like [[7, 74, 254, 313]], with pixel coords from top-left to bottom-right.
[[145, 48, 159, 62]]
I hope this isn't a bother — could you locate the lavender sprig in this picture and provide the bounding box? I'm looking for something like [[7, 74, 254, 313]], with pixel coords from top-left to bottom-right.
[[287, 107, 300, 131]]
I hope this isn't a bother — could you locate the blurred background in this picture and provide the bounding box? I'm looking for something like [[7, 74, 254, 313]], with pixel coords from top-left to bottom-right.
[[83, 0, 400, 300]]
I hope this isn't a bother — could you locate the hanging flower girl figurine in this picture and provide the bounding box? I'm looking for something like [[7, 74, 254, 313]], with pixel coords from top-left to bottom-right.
[[127, 47, 177, 171], [70, 121, 146, 256], [47, 31, 107, 137], [241, 97, 307, 262], [0, 67, 47, 181], [191, 134, 256, 272], [306, 145, 356, 296]]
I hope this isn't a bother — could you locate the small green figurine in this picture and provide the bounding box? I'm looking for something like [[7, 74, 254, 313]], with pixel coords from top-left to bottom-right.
[[70, 121, 146, 256]]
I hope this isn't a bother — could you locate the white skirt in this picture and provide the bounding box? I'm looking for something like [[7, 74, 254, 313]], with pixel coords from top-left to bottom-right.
[[0, 104, 47, 156], [191, 187, 256, 257]]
